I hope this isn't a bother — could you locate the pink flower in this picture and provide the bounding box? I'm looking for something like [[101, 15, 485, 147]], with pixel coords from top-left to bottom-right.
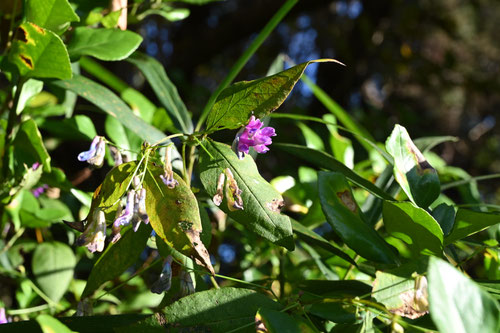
[[232, 116, 276, 159]]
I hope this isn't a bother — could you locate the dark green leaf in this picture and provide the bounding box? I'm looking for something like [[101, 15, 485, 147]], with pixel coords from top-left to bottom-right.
[[257, 308, 302, 333], [385, 125, 440, 208], [163, 287, 282, 332], [8, 22, 71, 79], [199, 140, 294, 250], [128, 52, 192, 133], [82, 224, 151, 298], [444, 209, 500, 245], [318, 171, 399, 264], [307, 302, 357, 324], [428, 257, 500, 333], [32, 242, 76, 302], [291, 219, 355, 265], [39, 114, 97, 140], [51, 75, 170, 146], [274, 143, 393, 201], [26, 0, 79, 34], [431, 203, 456, 237], [382, 201, 443, 257], [143, 163, 214, 274], [298, 280, 372, 298], [206, 59, 340, 131], [68, 27, 143, 61]]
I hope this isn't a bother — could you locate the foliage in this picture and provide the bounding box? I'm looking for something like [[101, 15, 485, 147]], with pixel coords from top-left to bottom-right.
[[0, 0, 499, 332]]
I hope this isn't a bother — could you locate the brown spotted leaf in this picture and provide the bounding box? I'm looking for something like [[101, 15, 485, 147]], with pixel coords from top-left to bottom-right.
[[8, 22, 71, 79], [143, 163, 214, 274], [386, 125, 440, 208]]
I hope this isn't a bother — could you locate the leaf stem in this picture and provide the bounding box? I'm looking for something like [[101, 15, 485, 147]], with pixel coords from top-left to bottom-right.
[[0, 227, 25, 255], [7, 304, 50, 315], [195, 0, 299, 131], [152, 133, 185, 147]]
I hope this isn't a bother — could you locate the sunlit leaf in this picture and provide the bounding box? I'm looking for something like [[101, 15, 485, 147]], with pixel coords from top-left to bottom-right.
[[445, 209, 500, 245], [26, 0, 79, 34]]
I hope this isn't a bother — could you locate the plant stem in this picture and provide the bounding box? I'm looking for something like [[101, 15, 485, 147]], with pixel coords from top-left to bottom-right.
[[194, 0, 299, 132], [0, 227, 25, 255], [7, 304, 50, 315]]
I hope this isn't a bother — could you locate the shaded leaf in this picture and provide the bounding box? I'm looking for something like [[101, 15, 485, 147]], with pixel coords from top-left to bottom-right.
[[386, 124, 440, 208], [8, 22, 71, 79], [307, 302, 357, 324], [383, 201, 443, 257], [431, 203, 456, 237], [274, 143, 393, 201], [206, 59, 341, 131], [318, 171, 399, 264], [39, 114, 97, 140], [143, 163, 214, 274], [428, 257, 500, 333], [14, 118, 51, 172], [444, 209, 500, 245], [82, 224, 151, 298], [32, 242, 76, 302], [128, 52, 192, 133], [256, 308, 302, 333], [199, 140, 294, 250], [163, 287, 282, 332], [298, 280, 372, 298], [68, 27, 143, 61]]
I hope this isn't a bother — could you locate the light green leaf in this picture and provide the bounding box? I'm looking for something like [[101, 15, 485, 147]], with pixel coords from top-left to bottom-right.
[[323, 114, 354, 169], [101, 9, 122, 29], [383, 201, 443, 257], [36, 314, 74, 333], [143, 163, 214, 274], [318, 171, 399, 264], [163, 287, 282, 332], [445, 209, 500, 245], [127, 52, 193, 133], [205, 59, 341, 131], [297, 122, 325, 151], [137, 6, 190, 22], [257, 308, 302, 333], [14, 118, 51, 172], [372, 271, 416, 311], [32, 242, 76, 302], [199, 140, 294, 250], [68, 27, 143, 61], [16, 79, 43, 114], [26, 0, 79, 34], [274, 143, 393, 201], [386, 124, 440, 208], [413, 135, 459, 153], [428, 257, 500, 333], [8, 22, 71, 79], [82, 224, 151, 298]]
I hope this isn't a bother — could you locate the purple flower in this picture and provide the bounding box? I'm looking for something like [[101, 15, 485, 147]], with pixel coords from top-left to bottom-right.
[[32, 162, 40, 171], [232, 116, 276, 159], [32, 184, 48, 198], [160, 145, 178, 189], [113, 186, 150, 235], [0, 308, 7, 324], [78, 136, 106, 168], [113, 190, 135, 228]]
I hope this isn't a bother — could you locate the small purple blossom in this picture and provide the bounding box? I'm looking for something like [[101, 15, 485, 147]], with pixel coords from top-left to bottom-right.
[[232, 116, 276, 159], [160, 145, 178, 189], [76, 209, 106, 253], [78, 136, 106, 168], [32, 184, 48, 198], [32, 162, 40, 171], [0, 307, 7, 324], [113, 190, 135, 228], [113, 186, 150, 235]]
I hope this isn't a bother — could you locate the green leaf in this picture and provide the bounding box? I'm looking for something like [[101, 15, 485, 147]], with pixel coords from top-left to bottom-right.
[[128, 52, 192, 133], [372, 271, 416, 311], [199, 140, 294, 250], [16, 78, 43, 114], [431, 203, 456, 237], [143, 163, 214, 274], [36, 314, 74, 333], [136, 6, 190, 22], [298, 280, 372, 298], [444, 209, 500, 245], [428, 257, 500, 333], [275, 143, 393, 201], [51, 75, 169, 145], [26, 0, 79, 34], [101, 9, 122, 29], [257, 308, 302, 333], [163, 287, 282, 332], [291, 219, 355, 265], [323, 114, 354, 168], [8, 22, 72, 79], [386, 124, 440, 208], [297, 122, 325, 151], [68, 27, 143, 61], [306, 302, 357, 324], [39, 114, 97, 140], [318, 171, 399, 264], [82, 224, 151, 298], [382, 201, 443, 257], [205, 59, 340, 131], [14, 118, 51, 172], [32, 241, 76, 302], [413, 135, 459, 153]]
